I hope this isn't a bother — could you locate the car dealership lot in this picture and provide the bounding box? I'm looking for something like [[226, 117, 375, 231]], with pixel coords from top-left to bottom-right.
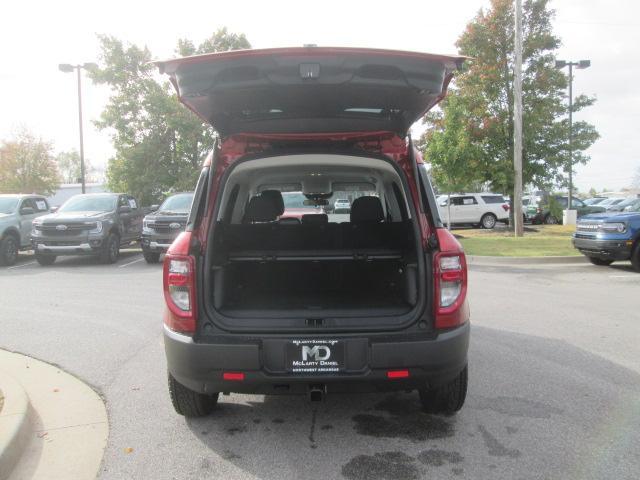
[[1, 256, 639, 479]]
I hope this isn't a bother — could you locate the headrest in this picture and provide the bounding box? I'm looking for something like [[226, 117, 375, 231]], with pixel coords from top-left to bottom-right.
[[243, 191, 284, 223], [350, 196, 384, 223], [260, 190, 284, 216], [301, 214, 329, 225]]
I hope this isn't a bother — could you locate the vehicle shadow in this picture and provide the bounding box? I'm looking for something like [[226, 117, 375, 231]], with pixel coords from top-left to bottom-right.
[[35, 249, 142, 269], [1, 249, 145, 275], [182, 326, 640, 480], [606, 262, 636, 273]]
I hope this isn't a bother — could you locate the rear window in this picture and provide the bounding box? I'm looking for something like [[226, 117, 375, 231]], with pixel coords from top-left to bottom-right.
[[281, 192, 312, 209], [481, 195, 505, 204]]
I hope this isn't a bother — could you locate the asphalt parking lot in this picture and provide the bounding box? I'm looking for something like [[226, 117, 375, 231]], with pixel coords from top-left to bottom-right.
[[1, 252, 639, 479]]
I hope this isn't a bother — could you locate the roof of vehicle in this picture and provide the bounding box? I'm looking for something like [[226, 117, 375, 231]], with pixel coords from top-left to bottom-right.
[[0, 193, 46, 198], [68, 192, 122, 197], [164, 192, 194, 197], [442, 193, 505, 197]]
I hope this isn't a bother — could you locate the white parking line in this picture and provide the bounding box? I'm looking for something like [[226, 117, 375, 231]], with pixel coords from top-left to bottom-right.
[[609, 275, 638, 279], [7, 261, 36, 270], [118, 257, 144, 268]]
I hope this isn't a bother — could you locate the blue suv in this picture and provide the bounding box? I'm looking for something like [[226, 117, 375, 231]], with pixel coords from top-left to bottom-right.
[[572, 202, 640, 271]]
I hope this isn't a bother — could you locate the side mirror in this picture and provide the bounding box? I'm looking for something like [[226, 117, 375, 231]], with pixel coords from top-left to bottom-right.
[[439, 201, 447, 207], [50, 206, 59, 213], [119, 205, 132, 214], [20, 207, 35, 215], [150, 204, 159, 212]]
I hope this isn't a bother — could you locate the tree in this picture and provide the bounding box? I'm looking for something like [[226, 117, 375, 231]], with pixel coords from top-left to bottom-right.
[[420, 95, 485, 195], [56, 149, 94, 184], [89, 29, 250, 204], [421, 0, 599, 203], [0, 129, 59, 195]]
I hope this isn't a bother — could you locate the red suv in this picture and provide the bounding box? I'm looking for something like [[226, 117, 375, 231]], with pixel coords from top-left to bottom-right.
[[157, 47, 470, 417]]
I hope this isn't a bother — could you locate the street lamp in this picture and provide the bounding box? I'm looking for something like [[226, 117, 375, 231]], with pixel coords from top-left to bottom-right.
[[58, 62, 98, 193], [555, 59, 590, 211]]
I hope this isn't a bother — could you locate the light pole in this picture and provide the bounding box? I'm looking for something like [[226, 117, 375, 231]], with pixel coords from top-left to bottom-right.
[[58, 62, 98, 194], [555, 59, 590, 211], [513, 0, 524, 237]]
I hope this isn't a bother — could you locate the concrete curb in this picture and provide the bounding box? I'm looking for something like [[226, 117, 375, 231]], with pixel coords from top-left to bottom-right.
[[467, 255, 588, 265], [0, 350, 108, 480], [0, 372, 32, 480]]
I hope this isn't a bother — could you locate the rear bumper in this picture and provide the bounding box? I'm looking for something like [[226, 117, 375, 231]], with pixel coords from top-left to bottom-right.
[[572, 236, 632, 260], [164, 322, 470, 395]]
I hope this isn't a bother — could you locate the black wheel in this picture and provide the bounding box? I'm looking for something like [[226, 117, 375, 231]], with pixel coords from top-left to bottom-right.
[[588, 257, 613, 266], [419, 365, 468, 415], [35, 254, 56, 266], [168, 373, 218, 417], [143, 250, 161, 264], [480, 213, 497, 229], [544, 214, 559, 225], [0, 234, 19, 266], [100, 233, 120, 264], [631, 242, 640, 272]]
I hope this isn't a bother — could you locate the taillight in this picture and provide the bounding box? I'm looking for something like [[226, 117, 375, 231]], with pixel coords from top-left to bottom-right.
[[502, 204, 510, 212], [163, 232, 196, 335], [434, 228, 469, 329]]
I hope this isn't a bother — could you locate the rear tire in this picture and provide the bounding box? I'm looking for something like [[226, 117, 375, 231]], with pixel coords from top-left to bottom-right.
[[588, 257, 613, 266], [35, 254, 56, 266], [480, 213, 497, 229], [0, 234, 19, 266], [419, 365, 468, 415], [100, 233, 120, 264], [631, 242, 640, 272], [168, 373, 218, 417]]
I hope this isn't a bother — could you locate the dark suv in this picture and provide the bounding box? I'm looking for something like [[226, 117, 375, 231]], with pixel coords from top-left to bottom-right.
[[141, 192, 194, 263], [156, 47, 470, 417]]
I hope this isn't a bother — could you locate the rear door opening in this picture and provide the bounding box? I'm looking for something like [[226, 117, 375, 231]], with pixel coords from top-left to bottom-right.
[[155, 47, 464, 333], [202, 151, 427, 332]]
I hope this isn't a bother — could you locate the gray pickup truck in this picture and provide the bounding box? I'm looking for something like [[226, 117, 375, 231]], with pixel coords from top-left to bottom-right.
[[31, 193, 145, 265], [141, 192, 193, 263], [0, 194, 51, 266]]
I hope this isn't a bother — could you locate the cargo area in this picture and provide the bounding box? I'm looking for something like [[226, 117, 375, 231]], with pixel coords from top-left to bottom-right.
[[204, 154, 425, 327]]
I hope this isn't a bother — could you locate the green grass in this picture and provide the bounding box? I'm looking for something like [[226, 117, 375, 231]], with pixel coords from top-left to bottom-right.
[[456, 225, 580, 257]]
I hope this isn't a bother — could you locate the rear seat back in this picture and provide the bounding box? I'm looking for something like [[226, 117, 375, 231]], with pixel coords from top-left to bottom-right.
[[222, 221, 408, 253], [224, 196, 408, 254]]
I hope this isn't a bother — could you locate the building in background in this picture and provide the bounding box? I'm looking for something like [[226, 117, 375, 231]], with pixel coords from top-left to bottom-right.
[[47, 183, 109, 207]]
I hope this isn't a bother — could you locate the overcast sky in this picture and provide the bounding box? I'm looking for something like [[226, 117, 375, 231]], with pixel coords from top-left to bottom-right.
[[1, 0, 638, 192]]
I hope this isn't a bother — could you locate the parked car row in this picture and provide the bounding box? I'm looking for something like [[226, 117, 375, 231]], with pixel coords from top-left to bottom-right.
[[0, 192, 193, 266], [531, 196, 606, 225]]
